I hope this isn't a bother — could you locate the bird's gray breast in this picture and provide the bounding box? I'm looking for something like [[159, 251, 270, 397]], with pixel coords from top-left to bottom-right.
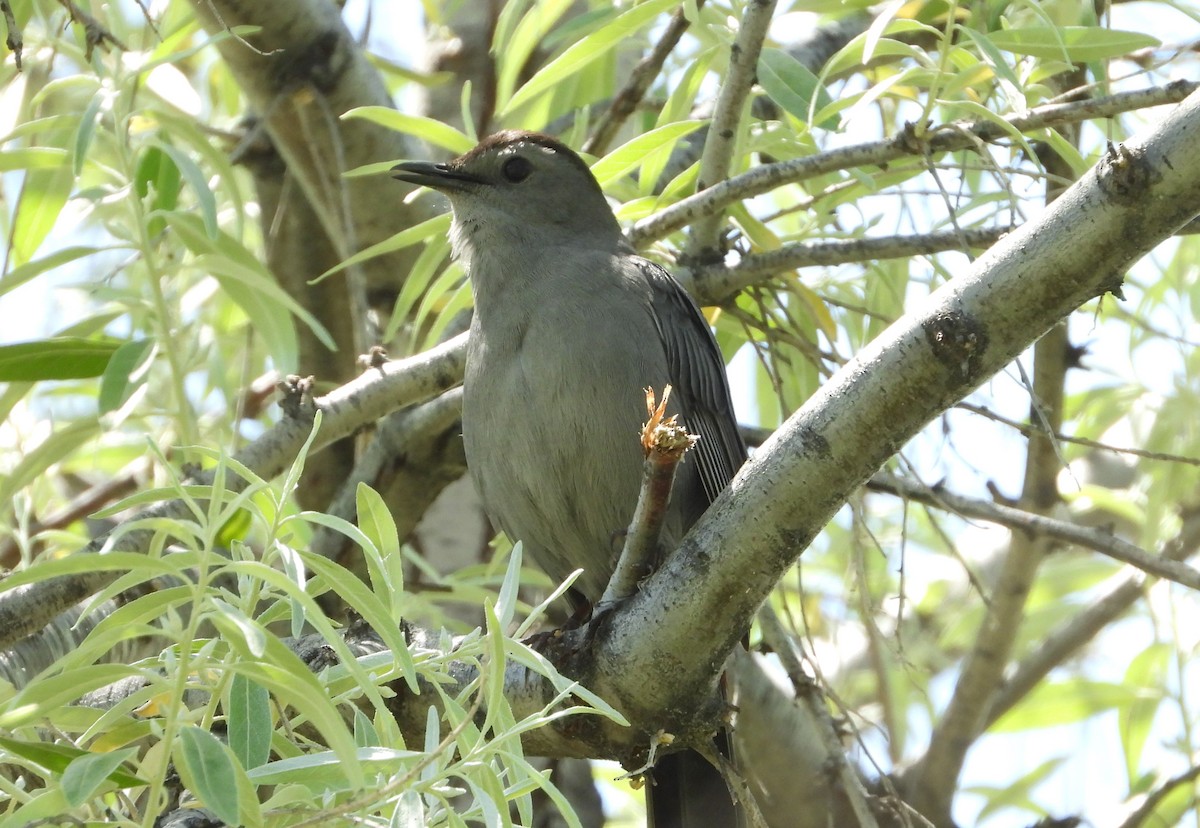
[[462, 255, 678, 602]]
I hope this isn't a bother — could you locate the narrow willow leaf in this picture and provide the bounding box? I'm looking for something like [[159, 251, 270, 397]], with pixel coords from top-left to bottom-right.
[[158, 142, 218, 239], [988, 26, 1159, 61], [0, 245, 112, 299], [757, 48, 836, 128], [11, 162, 74, 266], [500, 0, 677, 117], [135, 145, 183, 238], [591, 121, 704, 186], [341, 107, 474, 154], [0, 337, 121, 381]]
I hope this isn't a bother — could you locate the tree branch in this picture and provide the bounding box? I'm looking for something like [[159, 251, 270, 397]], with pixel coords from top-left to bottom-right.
[[630, 80, 1198, 247], [187, 0, 431, 303], [688, 226, 1013, 304], [582, 87, 1200, 755], [1116, 763, 1200, 828]]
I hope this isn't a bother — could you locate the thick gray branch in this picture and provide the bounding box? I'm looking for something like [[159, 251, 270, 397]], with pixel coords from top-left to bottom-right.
[[188, 0, 430, 300], [586, 90, 1200, 734]]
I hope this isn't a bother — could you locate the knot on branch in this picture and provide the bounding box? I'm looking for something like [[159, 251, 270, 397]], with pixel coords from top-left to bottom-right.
[[271, 29, 346, 95], [358, 345, 390, 372], [277, 374, 318, 420], [1098, 141, 1159, 204], [923, 310, 987, 380]]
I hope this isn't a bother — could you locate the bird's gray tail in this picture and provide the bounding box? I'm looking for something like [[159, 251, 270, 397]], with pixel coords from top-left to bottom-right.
[[645, 735, 744, 828]]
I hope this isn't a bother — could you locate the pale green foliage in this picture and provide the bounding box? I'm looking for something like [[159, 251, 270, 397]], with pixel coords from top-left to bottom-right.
[[1, 1, 1199, 826]]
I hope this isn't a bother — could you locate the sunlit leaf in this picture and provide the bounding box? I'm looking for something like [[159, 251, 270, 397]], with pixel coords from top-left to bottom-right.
[[500, 0, 678, 117], [757, 48, 836, 128], [135, 145, 183, 238], [341, 108, 474, 155], [591, 121, 704, 186], [987, 27, 1159, 62]]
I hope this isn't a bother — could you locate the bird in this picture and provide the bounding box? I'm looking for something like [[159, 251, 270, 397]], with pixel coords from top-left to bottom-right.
[[393, 129, 747, 827]]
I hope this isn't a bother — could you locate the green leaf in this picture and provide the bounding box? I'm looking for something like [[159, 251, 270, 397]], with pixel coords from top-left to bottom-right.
[[317, 213, 452, 282], [0, 337, 121, 381], [987, 27, 1159, 62], [0, 737, 144, 789], [167, 213, 335, 363], [757, 48, 836, 128], [177, 726, 240, 826], [0, 245, 113, 300], [245, 746, 420, 786], [494, 0, 581, 109], [500, 0, 678, 117], [227, 673, 272, 771], [11, 160, 75, 266], [135, 145, 183, 237], [208, 598, 269, 659], [98, 338, 155, 414], [72, 93, 105, 177], [991, 679, 1149, 732], [968, 756, 1066, 822], [158, 142, 218, 239], [341, 108, 474, 155], [590, 121, 704, 186], [196, 254, 301, 371], [1119, 643, 1168, 784], [356, 483, 401, 562], [0, 148, 69, 171], [61, 748, 141, 806]]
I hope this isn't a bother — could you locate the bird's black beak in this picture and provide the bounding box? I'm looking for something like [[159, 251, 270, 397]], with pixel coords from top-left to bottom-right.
[[391, 160, 480, 192]]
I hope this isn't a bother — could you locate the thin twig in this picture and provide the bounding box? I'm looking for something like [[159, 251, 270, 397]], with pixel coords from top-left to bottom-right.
[[131, 0, 162, 41], [756, 606, 882, 828], [58, 0, 126, 60], [1115, 764, 1200, 828], [868, 473, 1200, 591], [957, 401, 1200, 467], [583, 1, 703, 156], [2, 0, 22, 70], [201, 0, 282, 56], [690, 226, 1013, 303], [987, 507, 1200, 727]]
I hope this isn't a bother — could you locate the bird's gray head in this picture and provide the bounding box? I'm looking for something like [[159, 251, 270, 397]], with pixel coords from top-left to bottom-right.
[[392, 130, 623, 263]]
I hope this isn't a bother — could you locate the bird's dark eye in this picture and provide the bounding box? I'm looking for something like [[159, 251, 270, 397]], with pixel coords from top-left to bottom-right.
[[501, 156, 533, 183]]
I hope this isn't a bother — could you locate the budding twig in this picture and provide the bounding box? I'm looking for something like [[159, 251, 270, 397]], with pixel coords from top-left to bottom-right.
[[598, 386, 698, 608]]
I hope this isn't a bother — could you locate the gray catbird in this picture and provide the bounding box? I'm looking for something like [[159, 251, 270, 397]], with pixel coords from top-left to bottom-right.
[[393, 130, 746, 827]]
